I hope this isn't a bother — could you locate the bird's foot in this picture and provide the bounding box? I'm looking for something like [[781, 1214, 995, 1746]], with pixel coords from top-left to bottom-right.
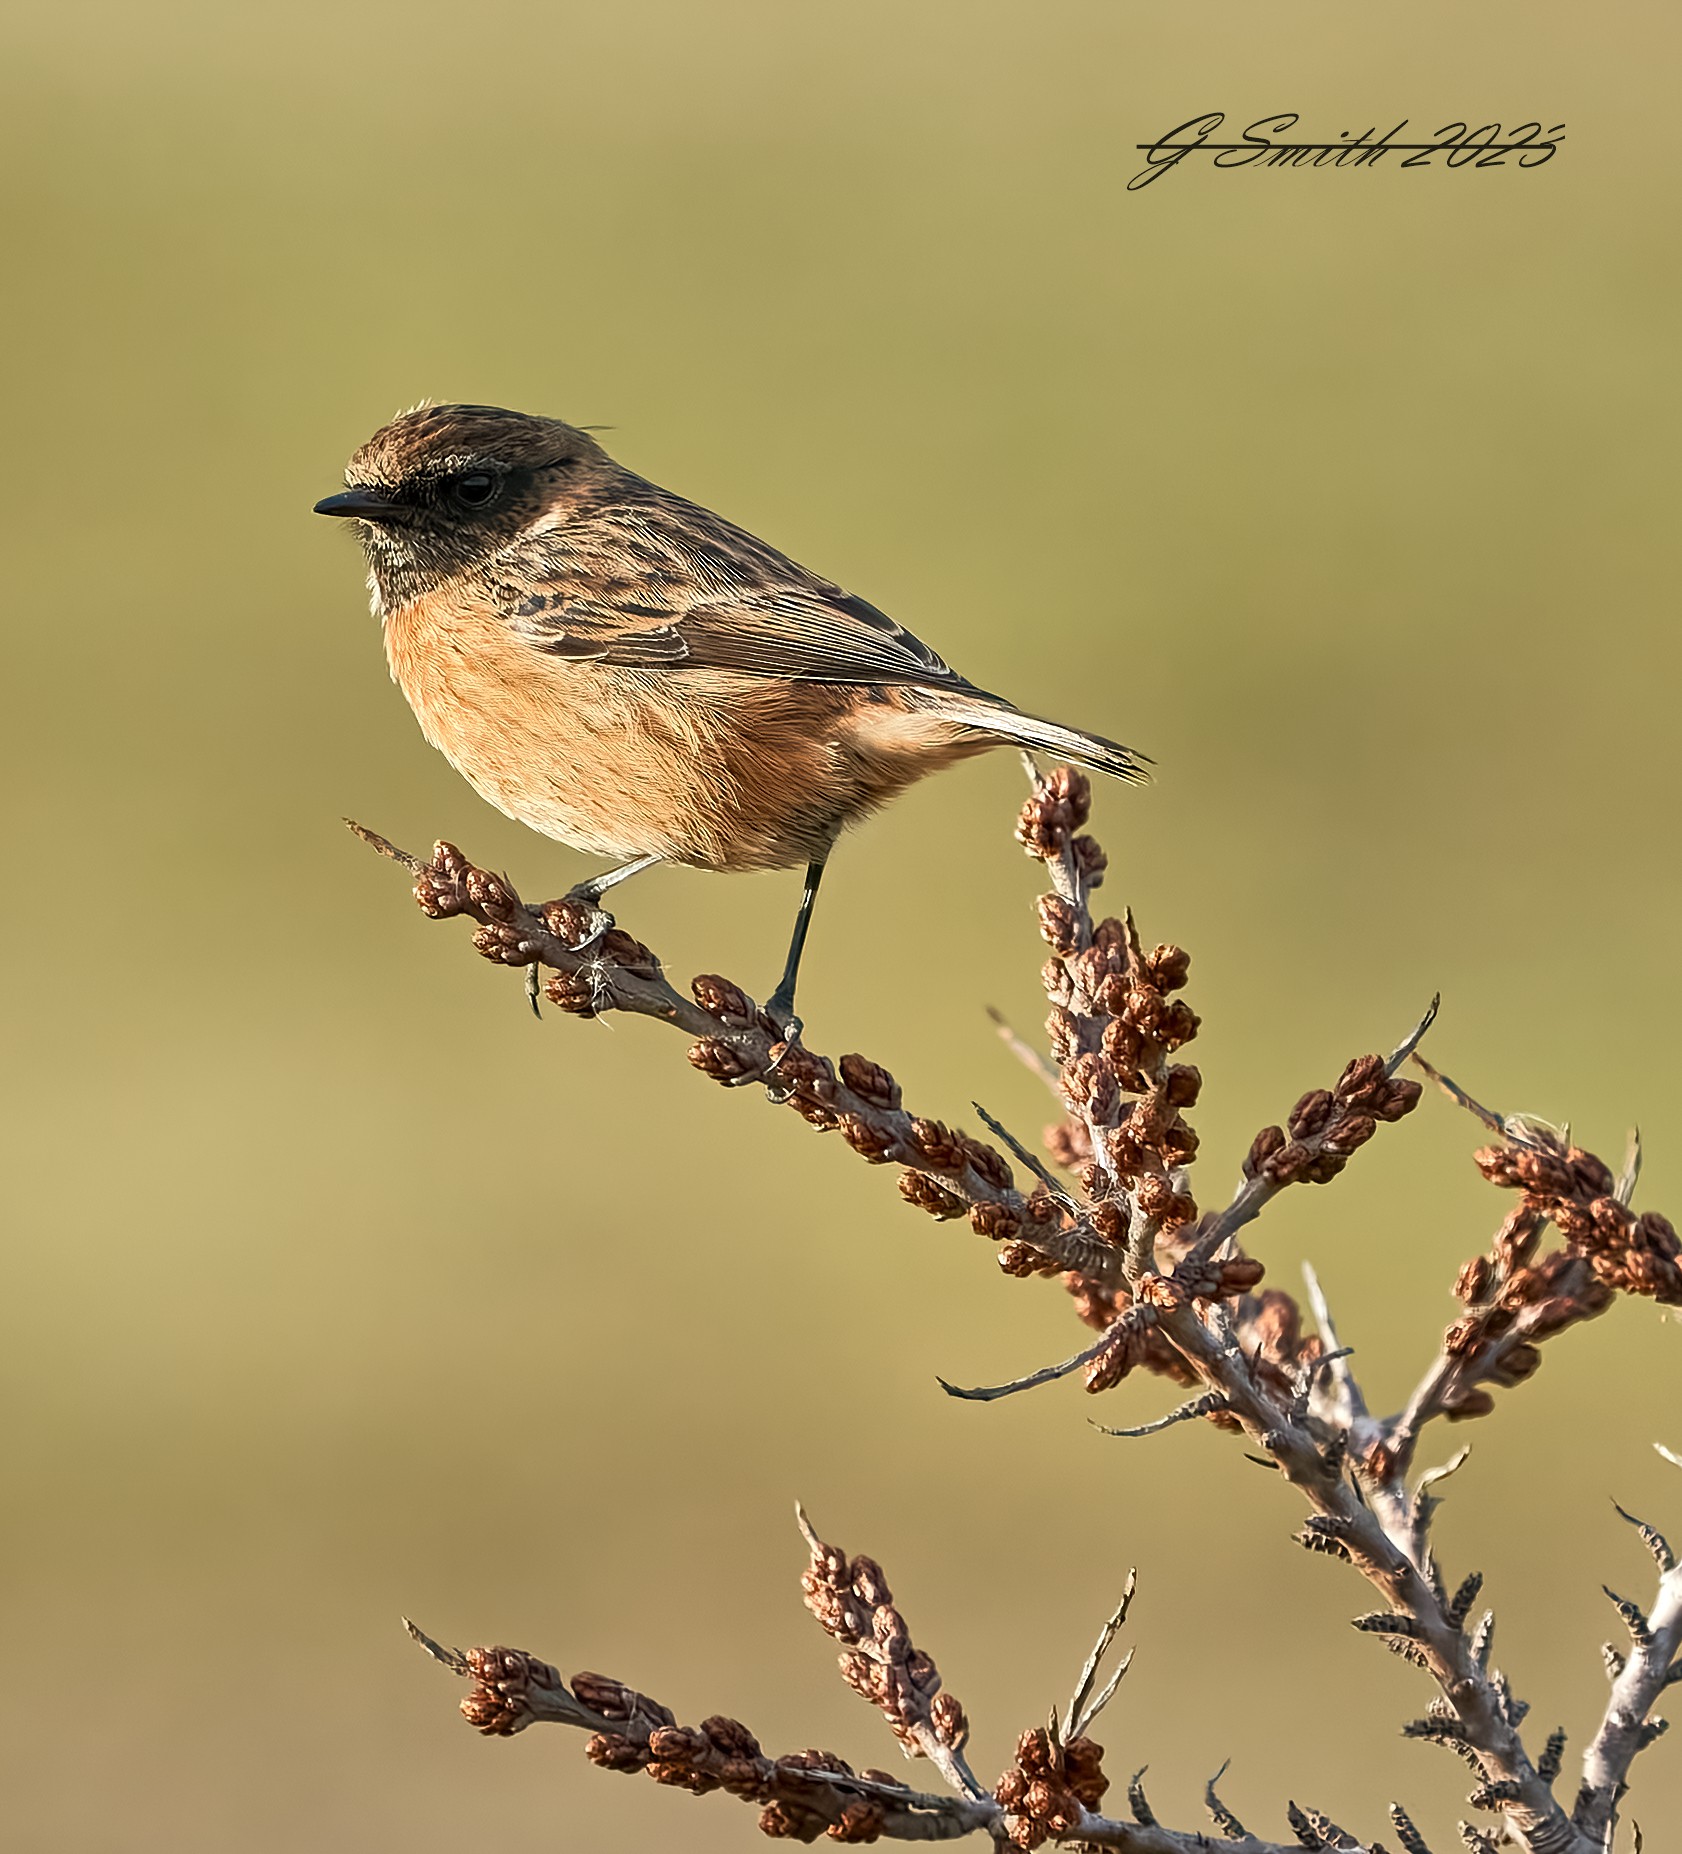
[[554, 883, 617, 952], [522, 885, 618, 1022], [759, 995, 806, 1100], [722, 995, 806, 1094]]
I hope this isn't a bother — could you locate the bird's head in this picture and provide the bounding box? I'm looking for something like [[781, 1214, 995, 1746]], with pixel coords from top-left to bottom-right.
[[315, 403, 618, 609]]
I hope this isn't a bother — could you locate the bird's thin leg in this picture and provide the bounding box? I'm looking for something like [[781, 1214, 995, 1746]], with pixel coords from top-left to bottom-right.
[[764, 856, 827, 1038], [567, 854, 663, 908], [527, 855, 664, 1018]]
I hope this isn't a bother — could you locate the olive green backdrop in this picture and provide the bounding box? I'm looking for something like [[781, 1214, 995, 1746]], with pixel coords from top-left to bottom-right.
[[4, 3, 1679, 1847]]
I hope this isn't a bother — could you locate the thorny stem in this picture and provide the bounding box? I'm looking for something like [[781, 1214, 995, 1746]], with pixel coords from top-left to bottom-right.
[[364, 764, 1679, 1854]]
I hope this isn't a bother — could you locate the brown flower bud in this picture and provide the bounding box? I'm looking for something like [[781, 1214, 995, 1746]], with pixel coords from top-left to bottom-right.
[[1146, 944, 1191, 991], [1514, 1148, 1576, 1197], [838, 1052, 901, 1111], [1640, 1211, 1681, 1258], [906, 1117, 967, 1172], [1072, 834, 1108, 885], [850, 1555, 892, 1605], [1036, 895, 1082, 956], [838, 1115, 900, 1164], [1064, 1737, 1108, 1808], [1442, 1314, 1483, 1356], [1568, 1148, 1616, 1198], [1160, 1122, 1200, 1165], [702, 1716, 762, 1758], [930, 1691, 968, 1749], [586, 1732, 650, 1771], [1493, 1205, 1544, 1270], [969, 1197, 1022, 1240], [1454, 1255, 1494, 1303], [1474, 1144, 1523, 1187], [1023, 1781, 1059, 1820], [1289, 1089, 1336, 1139], [1375, 1077, 1422, 1120], [599, 927, 658, 976], [472, 922, 531, 966], [688, 1035, 755, 1081], [1333, 1054, 1385, 1107], [1244, 1125, 1287, 1178], [898, 1171, 967, 1220], [959, 1137, 1015, 1191], [1065, 1053, 1120, 1125], [541, 897, 600, 946], [691, 973, 754, 1025], [1045, 1008, 1081, 1066], [1491, 1342, 1543, 1385], [1165, 1063, 1202, 1107], [1045, 766, 1092, 827], [465, 866, 517, 918], [1264, 1140, 1315, 1185], [545, 968, 601, 1017], [759, 1800, 802, 1838], [1216, 1256, 1266, 1295], [995, 1769, 1029, 1809], [1322, 1112, 1377, 1155]]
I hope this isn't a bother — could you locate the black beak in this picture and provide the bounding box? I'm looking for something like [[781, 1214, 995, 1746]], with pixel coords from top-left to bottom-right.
[[314, 487, 404, 521]]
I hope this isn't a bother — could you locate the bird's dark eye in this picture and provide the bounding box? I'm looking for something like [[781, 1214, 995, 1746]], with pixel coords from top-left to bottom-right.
[[450, 472, 500, 510]]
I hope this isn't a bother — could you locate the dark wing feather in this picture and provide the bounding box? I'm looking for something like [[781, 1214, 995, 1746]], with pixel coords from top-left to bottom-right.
[[490, 486, 976, 690]]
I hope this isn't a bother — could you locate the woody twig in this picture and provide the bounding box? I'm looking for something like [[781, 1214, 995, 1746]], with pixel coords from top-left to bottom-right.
[[356, 764, 1681, 1853]]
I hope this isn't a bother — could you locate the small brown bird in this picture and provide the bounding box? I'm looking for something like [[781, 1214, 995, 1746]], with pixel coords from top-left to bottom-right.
[[317, 403, 1144, 1029]]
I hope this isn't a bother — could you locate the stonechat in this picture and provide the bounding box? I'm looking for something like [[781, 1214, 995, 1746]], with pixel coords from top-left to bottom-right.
[[316, 403, 1144, 1028]]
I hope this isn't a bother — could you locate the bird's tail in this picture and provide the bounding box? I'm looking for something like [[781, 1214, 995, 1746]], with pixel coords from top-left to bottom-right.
[[937, 696, 1151, 785]]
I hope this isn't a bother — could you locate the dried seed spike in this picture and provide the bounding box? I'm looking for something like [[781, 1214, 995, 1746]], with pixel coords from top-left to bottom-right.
[[1126, 1767, 1157, 1827], [1203, 1759, 1248, 1840], [1537, 1726, 1567, 1784], [1469, 1612, 1494, 1669], [403, 1617, 472, 1675], [1447, 1572, 1484, 1631], [1612, 1499, 1677, 1574], [1637, 1717, 1669, 1752], [1604, 1585, 1655, 1646], [1388, 1801, 1434, 1854], [1457, 1826, 1499, 1854], [1617, 1128, 1643, 1206], [1603, 1643, 1628, 1682]]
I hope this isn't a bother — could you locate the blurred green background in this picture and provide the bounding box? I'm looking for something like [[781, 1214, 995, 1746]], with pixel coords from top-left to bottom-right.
[[4, 2, 1679, 1846]]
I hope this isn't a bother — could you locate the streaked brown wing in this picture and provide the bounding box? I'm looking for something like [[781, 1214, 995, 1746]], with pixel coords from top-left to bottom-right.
[[499, 582, 973, 687], [492, 479, 977, 687]]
